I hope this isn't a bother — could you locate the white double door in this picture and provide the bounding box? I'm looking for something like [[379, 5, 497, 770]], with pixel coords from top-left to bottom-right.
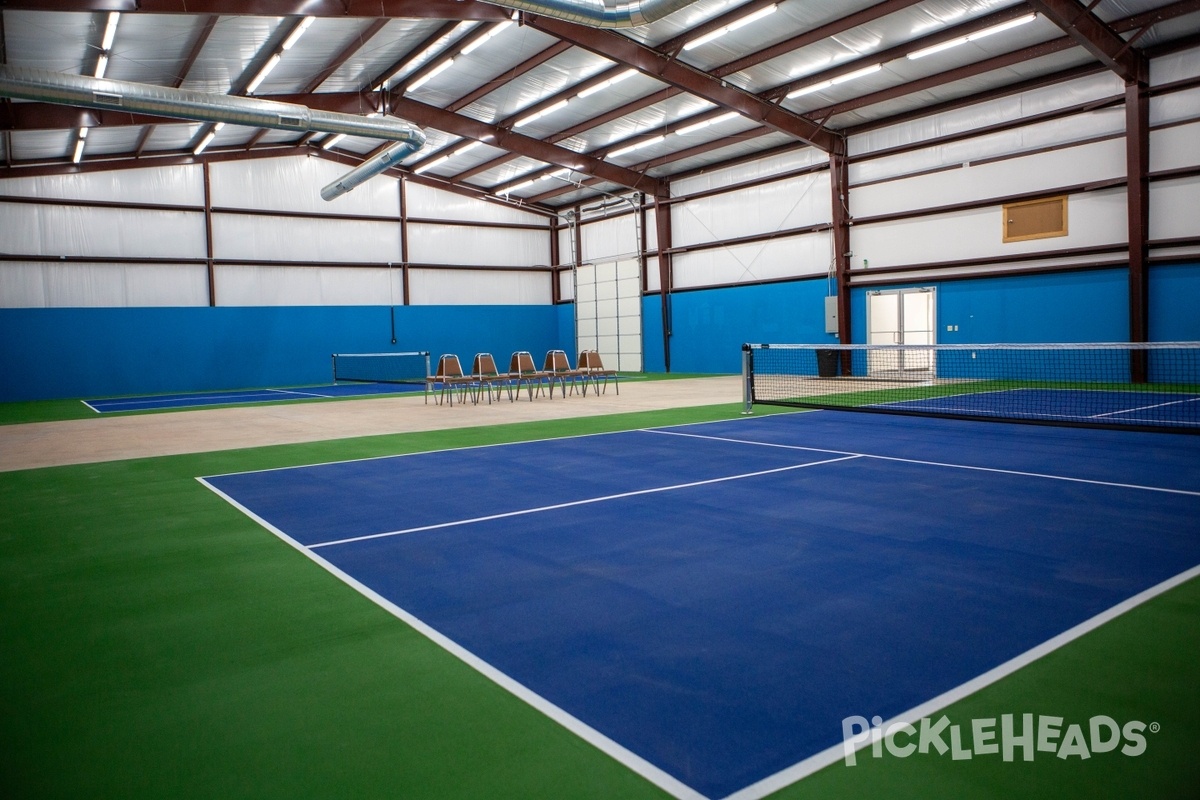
[[866, 287, 937, 378], [575, 258, 642, 372]]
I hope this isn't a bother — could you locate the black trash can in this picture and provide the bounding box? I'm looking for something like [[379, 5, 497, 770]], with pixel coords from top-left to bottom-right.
[[816, 348, 839, 378]]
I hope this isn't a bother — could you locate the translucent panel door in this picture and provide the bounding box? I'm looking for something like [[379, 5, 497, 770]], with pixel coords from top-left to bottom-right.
[[575, 258, 642, 372], [866, 287, 936, 378]]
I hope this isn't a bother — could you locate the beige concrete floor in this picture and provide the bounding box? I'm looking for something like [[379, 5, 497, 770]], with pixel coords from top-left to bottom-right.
[[0, 376, 743, 472]]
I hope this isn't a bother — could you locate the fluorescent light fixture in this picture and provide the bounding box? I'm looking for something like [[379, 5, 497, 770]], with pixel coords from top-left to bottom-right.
[[967, 13, 1037, 40], [683, 3, 776, 51], [78, 127, 89, 140], [101, 12, 120, 51], [72, 138, 85, 163], [907, 13, 1037, 59], [607, 134, 665, 159], [281, 16, 315, 51], [906, 37, 966, 60], [514, 98, 569, 128], [831, 63, 881, 84], [786, 79, 831, 99], [94, 53, 109, 79], [728, 4, 778, 31], [193, 130, 216, 155], [413, 154, 450, 174], [505, 178, 537, 193], [675, 110, 739, 136], [245, 53, 281, 94], [321, 133, 346, 150], [452, 141, 481, 156], [540, 168, 570, 181], [682, 27, 727, 51], [460, 20, 514, 55], [576, 68, 637, 99], [786, 63, 878, 99], [408, 57, 454, 90]]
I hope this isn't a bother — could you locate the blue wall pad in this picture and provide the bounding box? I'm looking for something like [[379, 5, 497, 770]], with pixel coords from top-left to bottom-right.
[[1150, 262, 1200, 342], [205, 414, 1200, 800], [851, 269, 1130, 346], [0, 304, 560, 402], [642, 278, 838, 373]]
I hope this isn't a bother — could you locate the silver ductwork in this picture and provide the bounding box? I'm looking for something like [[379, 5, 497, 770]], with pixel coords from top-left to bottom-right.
[[480, 0, 702, 27], [0, 66, 426, 199], [321, 140, 417, 201]]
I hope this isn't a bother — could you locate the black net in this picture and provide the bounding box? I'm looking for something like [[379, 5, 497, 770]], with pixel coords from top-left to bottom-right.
[[743, 342, 1200, 433], [332, 351, 430, 384]]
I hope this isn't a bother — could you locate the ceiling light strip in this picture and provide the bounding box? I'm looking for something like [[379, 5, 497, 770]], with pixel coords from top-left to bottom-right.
[[907, 13, 1037, 60], [682, 4, 777, 51]]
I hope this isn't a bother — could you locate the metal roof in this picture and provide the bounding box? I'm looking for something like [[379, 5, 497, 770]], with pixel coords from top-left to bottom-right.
[[1, 0, 1197, 211]]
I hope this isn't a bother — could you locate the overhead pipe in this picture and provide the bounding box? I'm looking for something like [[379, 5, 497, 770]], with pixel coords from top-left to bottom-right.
[[0, 65, 426, 199], [480, 0, 702, 28], [320, 140, 419, 201]]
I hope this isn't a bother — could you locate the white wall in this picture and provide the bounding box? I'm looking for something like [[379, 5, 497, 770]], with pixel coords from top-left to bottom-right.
[[0, 155, 556, 308]]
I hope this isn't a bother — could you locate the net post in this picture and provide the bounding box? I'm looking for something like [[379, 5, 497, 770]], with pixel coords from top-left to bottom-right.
[[331, 353, 337, 384], [741, 344, 754, 415]]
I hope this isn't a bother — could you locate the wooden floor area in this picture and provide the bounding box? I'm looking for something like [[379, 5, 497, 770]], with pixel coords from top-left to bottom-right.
[[0, 376, 742, 472]]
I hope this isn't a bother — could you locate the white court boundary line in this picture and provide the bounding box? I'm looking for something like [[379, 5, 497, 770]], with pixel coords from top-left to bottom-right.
[[308, 455, 861, 549], [723, 562, 1200, 800], [647, 428, 1200, 497], [197, 475, 709, 800], [265, 388, 336, 399], [199, 411, 1200, 800]]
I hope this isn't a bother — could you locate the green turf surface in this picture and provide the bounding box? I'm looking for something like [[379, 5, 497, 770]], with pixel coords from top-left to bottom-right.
[[1, 404, 1196, 798]]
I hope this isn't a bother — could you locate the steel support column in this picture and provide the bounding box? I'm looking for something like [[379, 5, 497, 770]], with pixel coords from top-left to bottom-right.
[[829, 137, 852, 372], [549, 214, 561, 305], [1126, 79, 1151, 382], [202, 161, 216, 306], [399, 177, 411, 306], [653, 191, 674, 372]]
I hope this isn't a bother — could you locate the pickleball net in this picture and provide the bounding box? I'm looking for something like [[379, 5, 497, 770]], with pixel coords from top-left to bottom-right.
[[332, 351, 430, 384], [741, 342, 1200, 432]]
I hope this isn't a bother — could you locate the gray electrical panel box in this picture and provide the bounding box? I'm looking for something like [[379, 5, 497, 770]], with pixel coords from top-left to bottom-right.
[[824, 296, 839, 334]]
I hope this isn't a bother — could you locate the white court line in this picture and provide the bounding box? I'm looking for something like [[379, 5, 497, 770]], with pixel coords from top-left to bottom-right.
[[1091, 395, 1200, 418], [720, 561, 1200, 800], [80, 400, 102, 414], [197, 475, 710, 800], [88, 390, 279, 410], [200, 417, 1200, 800], [265, 388, 335, 399], [308, 455, 862, 550], [646, 428, 1200, 497]]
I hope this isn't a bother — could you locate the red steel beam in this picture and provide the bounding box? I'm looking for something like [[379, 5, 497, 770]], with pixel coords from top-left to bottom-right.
[[523, 15, 836, 151], [1025, 0, 1148, 83], [1, 0, 511, 19], [289, 91, 666, 195]]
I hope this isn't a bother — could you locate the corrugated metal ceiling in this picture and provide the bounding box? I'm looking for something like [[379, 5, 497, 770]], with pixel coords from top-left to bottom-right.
[[0, 0, 1197, 210]]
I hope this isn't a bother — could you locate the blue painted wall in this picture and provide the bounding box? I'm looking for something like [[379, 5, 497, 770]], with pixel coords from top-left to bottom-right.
[[0, 305, 561, 402], [642, 278, 838, 373], [850, 269, 1131, 346], [1149, 262, 1200, 342]]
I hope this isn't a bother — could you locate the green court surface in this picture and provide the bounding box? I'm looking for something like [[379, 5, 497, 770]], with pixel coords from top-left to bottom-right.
[[2, 404, 1197, 798]]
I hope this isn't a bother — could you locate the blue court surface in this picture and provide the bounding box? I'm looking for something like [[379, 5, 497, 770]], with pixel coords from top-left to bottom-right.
[[872, 387, 1200, 428], [201, 411, 1200, 800], [84, 381, 424, 413]]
